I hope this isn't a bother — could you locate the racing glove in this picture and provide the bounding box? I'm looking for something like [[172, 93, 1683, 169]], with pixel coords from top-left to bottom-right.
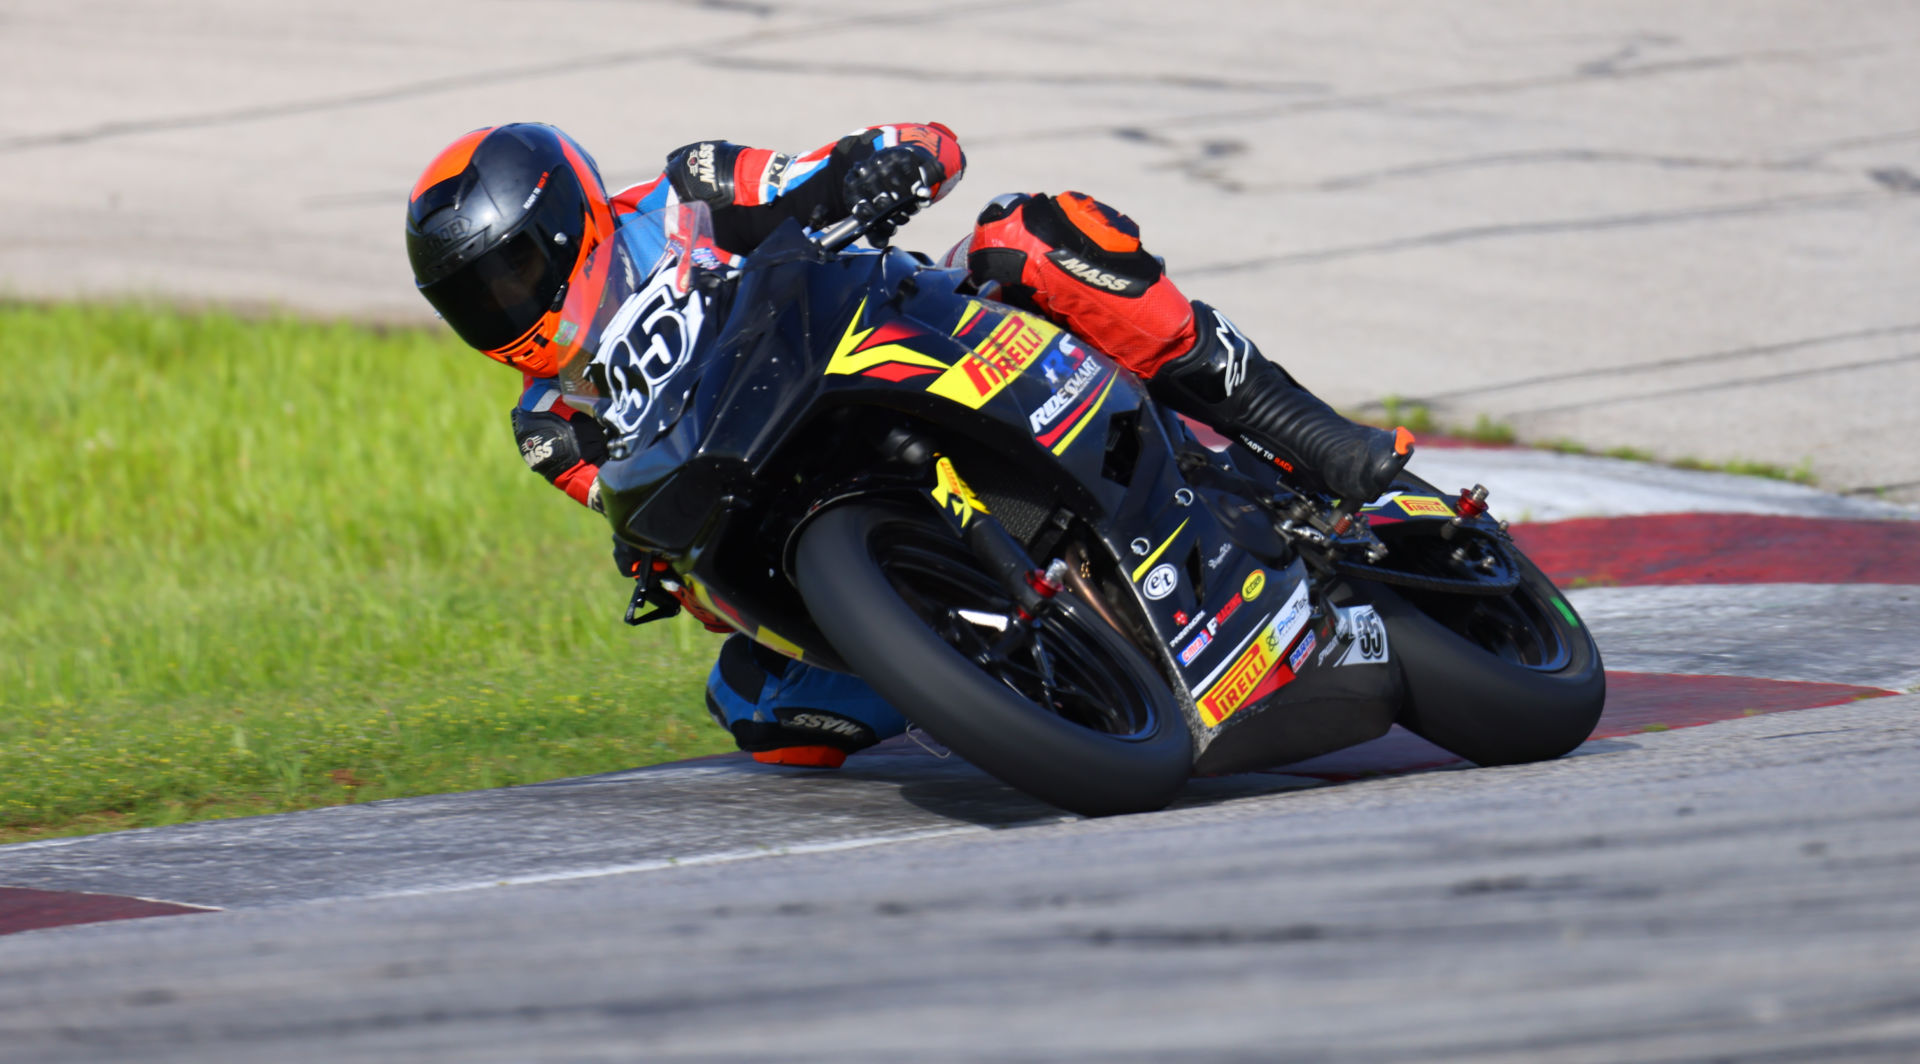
[[842, 145, 943, 245]]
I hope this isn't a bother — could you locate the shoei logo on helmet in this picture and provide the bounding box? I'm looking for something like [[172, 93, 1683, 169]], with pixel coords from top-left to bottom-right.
[[424, 216, 475, 257]]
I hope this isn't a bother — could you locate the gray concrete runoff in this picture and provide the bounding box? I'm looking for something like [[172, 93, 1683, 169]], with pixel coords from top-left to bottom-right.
[[4, 2, 1919, 500], [2, 695, 1918, 1063]]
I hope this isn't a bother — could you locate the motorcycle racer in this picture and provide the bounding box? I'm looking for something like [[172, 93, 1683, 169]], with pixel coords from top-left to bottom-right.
[[404, 121, 1407, 768]]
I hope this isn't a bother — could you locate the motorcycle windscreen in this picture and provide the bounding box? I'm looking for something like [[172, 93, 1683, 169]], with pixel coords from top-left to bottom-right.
[[551, 199, 728, 439]]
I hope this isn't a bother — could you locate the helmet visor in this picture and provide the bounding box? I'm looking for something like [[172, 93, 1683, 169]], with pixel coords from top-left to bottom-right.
[[417, 166, 586, 352]]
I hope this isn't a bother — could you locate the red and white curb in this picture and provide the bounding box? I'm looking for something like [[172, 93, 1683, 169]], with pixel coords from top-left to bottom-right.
[[1280, 445, 1917, 780]]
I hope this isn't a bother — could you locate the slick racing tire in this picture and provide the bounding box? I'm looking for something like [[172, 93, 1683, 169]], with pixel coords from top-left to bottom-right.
[[795, 502, 1190, 817], [1372, 551, 1605, 766]]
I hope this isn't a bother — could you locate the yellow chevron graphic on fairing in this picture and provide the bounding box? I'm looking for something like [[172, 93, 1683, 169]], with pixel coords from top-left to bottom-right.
[[825, 297, 949, 376]]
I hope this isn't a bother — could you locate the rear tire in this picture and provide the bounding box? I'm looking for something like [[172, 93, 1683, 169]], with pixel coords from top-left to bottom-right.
[[1375, 552, 1605, 766], [795, 502, 1190, 816]]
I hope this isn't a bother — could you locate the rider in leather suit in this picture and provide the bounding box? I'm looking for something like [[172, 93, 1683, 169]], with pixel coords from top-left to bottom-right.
[[405, 121, 1407, 768]]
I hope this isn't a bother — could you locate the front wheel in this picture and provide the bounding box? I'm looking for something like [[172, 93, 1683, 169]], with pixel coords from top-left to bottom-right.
[[1373, 550, 1605, 766], [795, 502, 1190, 816]]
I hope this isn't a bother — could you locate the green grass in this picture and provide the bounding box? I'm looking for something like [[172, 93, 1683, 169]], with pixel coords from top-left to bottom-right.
[[1365, 397, 1816, 485], [1369, 396, 1515, 445], [0, 303, 730, 842]]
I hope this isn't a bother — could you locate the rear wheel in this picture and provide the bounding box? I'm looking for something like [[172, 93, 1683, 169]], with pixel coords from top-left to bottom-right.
[[1372, 550, 1605, 765], [795, 502, 1190, 816]]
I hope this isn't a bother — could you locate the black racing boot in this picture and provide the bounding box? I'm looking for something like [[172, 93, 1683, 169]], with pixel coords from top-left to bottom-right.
[[1149, 302, 1412, 502]]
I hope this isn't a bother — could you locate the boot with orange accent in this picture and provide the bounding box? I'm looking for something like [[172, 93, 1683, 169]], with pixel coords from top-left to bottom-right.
[[965, 192, 1198, 377], [751, 746, 849, 768], [1150, 302, 1413, 503]]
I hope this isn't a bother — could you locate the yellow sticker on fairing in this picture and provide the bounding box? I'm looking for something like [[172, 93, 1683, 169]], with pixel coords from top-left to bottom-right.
[[930, 457, 990, 527], [1198, 621, 1282, 727], [925, 312, 1062, 409], [1397, 495, 1454, 518], [1243, 569, 1267, 601], [754, 625, 806, 662]]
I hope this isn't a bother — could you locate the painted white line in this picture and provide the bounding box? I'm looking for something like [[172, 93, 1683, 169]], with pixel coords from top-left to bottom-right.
[[360, 824, 1020, 901]]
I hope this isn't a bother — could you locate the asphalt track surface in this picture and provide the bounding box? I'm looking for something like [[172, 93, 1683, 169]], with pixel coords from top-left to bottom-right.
[[3, 448, 1917, 1061]]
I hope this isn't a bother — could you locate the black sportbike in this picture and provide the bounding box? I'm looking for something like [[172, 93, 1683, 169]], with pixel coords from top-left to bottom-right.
[[556, 201, 1604, 816]]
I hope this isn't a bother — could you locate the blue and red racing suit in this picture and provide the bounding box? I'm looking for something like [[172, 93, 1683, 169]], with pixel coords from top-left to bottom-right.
[[511, 121, 968, 512], [510, 123, 964, 768]]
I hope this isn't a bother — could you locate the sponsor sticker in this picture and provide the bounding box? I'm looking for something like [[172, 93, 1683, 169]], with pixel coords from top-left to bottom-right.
[[927, 312, 1061, 409], [1193, 580, 1311, 728], [1397, 495, 1454, 518], [1243, 569, 1267, 602], [929, 457, 990, 527], [1038, 341, 1087, 387], [1196, 622, 1282, 727], [1215, 592, 1243, 626], [1272, 579, 1311, 649], [1289, 630, 1316, 672], [1142, 563, 1178, 600], [1167, 610, 1207, 648], [1027, 349, 1103, 434], [1179, 629, 1212, 665]]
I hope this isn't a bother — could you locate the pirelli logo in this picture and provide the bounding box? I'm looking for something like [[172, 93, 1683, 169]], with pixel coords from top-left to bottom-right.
[[1397, 495, 1454, 518], [1194, 580, 1309, 728], [1197, 622, 1282, 727], [927, 312, 1061, 409]]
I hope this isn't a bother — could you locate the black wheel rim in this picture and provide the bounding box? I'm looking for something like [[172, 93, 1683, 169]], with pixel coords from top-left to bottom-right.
[[1426, 584, 1572, 672], [869, 525, 1163, 740]]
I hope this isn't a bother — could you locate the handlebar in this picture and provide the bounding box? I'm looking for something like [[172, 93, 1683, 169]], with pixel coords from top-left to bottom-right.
[[810, 189, 913, 254], [812, 212, 872, 254]]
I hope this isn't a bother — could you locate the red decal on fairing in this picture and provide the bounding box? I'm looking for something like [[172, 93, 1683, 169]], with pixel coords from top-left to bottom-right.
[[863, 363, 941, 381]]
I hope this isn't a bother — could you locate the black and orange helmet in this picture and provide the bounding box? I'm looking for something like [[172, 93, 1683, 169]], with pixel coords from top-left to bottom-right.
[[405, 123, 615, 375]]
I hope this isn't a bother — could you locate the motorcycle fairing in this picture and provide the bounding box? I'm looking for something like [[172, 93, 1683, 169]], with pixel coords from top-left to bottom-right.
[[585, 208, 1405, 769]]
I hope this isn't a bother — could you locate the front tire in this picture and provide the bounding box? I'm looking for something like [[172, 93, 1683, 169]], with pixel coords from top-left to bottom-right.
[[795, 502, 1190, 816], [1374, 551, 1605, 766]]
